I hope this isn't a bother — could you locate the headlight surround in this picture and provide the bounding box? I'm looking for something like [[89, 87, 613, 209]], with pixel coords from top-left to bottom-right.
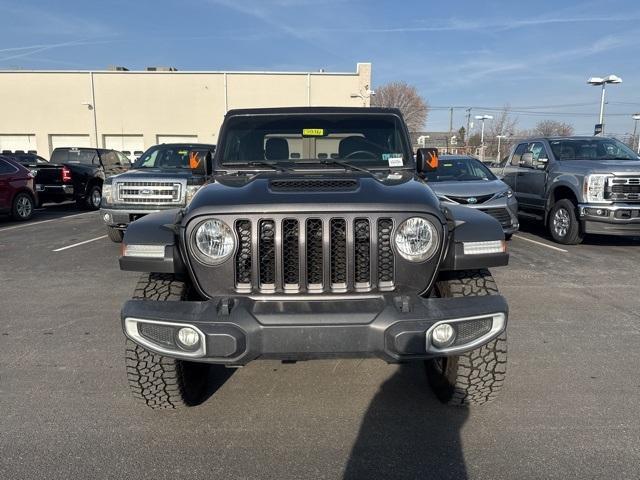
[[584, 174, 611, 203], [192, 219, 235, 265], [394, 217, 439, 262], [492, 188, 513, 200], [185, 185, 201, 205]]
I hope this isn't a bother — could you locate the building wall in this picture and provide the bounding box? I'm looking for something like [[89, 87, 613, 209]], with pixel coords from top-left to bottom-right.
[[0, 63, 372, 156]]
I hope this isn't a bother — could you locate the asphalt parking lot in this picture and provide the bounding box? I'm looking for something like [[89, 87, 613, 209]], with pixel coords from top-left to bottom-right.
[[1, 208, 639, 480]]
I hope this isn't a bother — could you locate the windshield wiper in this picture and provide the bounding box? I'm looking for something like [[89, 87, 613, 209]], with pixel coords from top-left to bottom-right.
[[297, 159, 371, 173], [225, 161, 292, 172]]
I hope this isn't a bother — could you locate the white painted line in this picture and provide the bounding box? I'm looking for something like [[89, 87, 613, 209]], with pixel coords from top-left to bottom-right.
[[0, 211, 96, 232], [52, 235, 107, 252], [513, 234, 568, 253]]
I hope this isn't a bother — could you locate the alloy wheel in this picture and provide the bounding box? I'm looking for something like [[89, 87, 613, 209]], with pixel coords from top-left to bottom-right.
[[553, 208, 570, 238]]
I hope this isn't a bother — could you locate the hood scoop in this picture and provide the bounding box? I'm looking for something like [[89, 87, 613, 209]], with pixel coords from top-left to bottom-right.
[[269, 178, 359, 192]]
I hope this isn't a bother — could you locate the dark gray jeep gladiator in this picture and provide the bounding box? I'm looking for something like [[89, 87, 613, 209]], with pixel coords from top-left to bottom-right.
[[499, 136, 640, 244], [118, 107, 510, 409], [101, 143, 215, 242]]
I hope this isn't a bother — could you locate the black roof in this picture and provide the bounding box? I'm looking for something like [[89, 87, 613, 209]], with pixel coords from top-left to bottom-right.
[[225, 106, 403, 116]]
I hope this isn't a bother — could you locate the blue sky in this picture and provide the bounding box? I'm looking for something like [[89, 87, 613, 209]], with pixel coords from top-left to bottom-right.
[[2, 0, 640, 135]]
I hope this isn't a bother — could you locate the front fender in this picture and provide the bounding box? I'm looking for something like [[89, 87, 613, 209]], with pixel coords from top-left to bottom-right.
[[119, 209, 186, 274], [440, 205, 509, 271]]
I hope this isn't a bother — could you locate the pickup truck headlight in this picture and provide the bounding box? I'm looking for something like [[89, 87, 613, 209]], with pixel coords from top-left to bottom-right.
[[394, 217, 439, 262], [584, 174, 611, 203], [192, 219, 235, 264], [185, 185, 201, 205], [102, 183, 114, 205]]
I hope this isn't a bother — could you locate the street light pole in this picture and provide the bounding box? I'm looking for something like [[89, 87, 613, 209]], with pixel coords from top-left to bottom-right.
[[496, 134, 506, 162], [633, 114, 640, 154], [588, 74, 622, 135], [474, 114, 493, 161]]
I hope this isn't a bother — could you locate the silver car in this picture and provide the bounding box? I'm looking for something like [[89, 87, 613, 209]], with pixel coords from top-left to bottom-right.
[[425, 155, 519, 237]]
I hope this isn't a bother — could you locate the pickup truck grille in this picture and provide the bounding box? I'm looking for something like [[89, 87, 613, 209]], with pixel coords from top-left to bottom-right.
[[234, 216, 395, 294], [116, 180, 184, 205], [608, 177, 640, 202]]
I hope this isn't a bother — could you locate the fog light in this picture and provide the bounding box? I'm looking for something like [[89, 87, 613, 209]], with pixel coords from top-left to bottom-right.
[[431, 323, 456, 348], [176, 327, 200, 349]]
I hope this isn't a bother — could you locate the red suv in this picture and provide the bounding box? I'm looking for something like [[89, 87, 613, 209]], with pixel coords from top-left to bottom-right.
[[0, 156, 36, 221]]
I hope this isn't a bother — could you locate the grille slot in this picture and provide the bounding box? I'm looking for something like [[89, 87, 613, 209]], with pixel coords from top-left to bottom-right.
[[282, 219, 299, 287], [233, 216, 396, 293], [306, 219, 324, 289], [453, 318, 493, 346], [377, 218, 394, 284], [480, 208, 512, 227], [235, 220, 252, 287], [608, 177, 640, 202], [330, 219, 347, 288], [258, 220, 275, 288], [354, 219, 371, 286]]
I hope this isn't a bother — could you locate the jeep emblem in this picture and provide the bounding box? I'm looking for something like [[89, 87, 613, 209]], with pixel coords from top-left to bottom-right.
[[467, 197, 478, 204]]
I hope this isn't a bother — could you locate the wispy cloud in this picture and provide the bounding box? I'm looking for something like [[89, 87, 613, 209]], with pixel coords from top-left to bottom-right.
[[0, 40, 114, 63]]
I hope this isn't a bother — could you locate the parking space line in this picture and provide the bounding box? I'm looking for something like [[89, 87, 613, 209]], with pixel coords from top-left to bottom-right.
[[512, 234, 568, 253], [0, 212, 96, 233], [52, 235, 107, 252]]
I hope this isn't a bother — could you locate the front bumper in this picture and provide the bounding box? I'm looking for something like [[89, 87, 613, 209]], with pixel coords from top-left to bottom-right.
[[101, 207, 161, 229], [121, 294, 508, 365], [579, 203, 640, 236]]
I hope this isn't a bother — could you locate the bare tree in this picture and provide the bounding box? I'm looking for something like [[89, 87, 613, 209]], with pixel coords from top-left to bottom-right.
[[532, 120, 574, 137], [371, 81, 429, 132]]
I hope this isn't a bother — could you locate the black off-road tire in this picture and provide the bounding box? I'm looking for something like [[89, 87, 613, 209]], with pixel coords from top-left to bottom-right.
[[426, 269, 507, 406], [548, 198, 583, 245], [125, 273, 210, 409], [11, 192, 34, 220], [106, 226, 124, 243]]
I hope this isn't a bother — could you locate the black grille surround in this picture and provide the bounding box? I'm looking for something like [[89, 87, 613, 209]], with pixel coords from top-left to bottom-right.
[[185, 212, 446, 298], [479, 208, 512, 228]]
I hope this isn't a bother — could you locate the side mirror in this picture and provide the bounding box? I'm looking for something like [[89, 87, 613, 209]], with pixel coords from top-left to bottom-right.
[[416, 148, 439, 174], [536, 157, 548, 169], [521, 152, 534, 168], [189, 151, 207, 175]]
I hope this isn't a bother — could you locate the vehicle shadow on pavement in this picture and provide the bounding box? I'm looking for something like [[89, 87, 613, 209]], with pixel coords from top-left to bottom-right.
[[517, 218, 640, 246], [199, 365, 236, 405], [343, 362, 469, 480]]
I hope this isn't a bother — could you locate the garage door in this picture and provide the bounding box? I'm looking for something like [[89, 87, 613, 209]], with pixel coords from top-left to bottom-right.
[[103, 135, 145, 160], [50, 135, 91, 152], [0, 134, 37, 153], [157, 135, 198, 145]]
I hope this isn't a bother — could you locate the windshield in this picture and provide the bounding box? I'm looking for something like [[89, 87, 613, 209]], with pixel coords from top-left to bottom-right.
[[220, 114, 411, 169], [50, 149, 96, 165], [549, 138, 639, 161], [423, 157, 496, 182], [133, 146, 206, 170]]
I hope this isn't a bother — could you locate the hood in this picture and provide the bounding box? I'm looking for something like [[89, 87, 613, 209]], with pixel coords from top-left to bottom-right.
[[558, 159, 640, 175], [186, 170, 442, 216], [112, 168, 198, 181], [427, 179, 508, 198]]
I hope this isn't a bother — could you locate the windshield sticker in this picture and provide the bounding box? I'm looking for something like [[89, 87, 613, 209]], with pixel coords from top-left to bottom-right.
[[302, 128, 325, 136], [383, 153, 404, 167]]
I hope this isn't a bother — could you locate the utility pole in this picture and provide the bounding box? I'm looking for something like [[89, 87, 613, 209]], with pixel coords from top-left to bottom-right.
[[465, 108, 472, 147], [449, 107, 454, 135]]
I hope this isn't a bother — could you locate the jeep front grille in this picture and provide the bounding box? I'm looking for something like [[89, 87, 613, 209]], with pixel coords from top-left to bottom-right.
[[116, 180, 184, 205], [608, 177, 640, 202], [234, 216, 396, 294]]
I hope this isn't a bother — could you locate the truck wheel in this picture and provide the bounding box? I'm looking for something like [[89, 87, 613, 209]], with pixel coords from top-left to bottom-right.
[[106, 226, 124, 243], [426, 269, 507, 406], [125, 273, 210, 409], [11, 192, 34, 221], [548, 199, 583, 245], [80, 184, 102, 210]]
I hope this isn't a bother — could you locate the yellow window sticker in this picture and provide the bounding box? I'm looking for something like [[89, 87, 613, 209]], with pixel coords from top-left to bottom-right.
[[302, 128, 325, 136]]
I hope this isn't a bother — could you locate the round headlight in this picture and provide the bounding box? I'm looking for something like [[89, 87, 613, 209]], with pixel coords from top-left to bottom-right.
[[394, 217, 438, 262], [193, 219, 235, 264]]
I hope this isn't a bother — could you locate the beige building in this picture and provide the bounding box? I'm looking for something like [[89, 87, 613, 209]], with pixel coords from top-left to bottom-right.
[[0, 63, 372, 157]]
